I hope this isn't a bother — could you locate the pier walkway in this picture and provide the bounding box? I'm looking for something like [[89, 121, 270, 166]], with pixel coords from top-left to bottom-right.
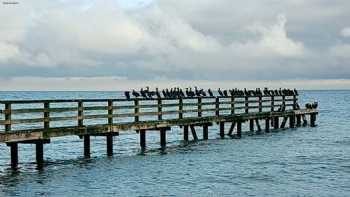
[[0, 94, 318, 169]]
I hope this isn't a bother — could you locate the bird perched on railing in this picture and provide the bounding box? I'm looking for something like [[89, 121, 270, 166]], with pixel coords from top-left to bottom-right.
[[208, 89, 214, 97], [124, 91, 131, 100], [217, 88, 223, 96], [132, 90, 140, 98]]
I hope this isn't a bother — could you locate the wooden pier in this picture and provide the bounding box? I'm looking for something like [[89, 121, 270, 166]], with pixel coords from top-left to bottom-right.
[[0, 94, 318, 169]]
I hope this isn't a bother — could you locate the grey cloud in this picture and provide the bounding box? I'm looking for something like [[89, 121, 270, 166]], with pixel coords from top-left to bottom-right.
[[0, 0, 349, 82]]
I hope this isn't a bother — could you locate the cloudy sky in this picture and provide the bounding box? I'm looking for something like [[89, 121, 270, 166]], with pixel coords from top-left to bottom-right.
[[0, 0, 350, 90]]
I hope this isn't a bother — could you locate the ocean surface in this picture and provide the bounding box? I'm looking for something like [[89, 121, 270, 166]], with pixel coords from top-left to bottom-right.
[[0, 90, 349, 196]]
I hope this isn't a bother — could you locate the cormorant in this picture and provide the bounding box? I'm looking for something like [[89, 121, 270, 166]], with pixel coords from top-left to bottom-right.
[[208, 89, 214, 97], [132, 90, 140, 98], [218, 88, 223, 96], [124, 91, 131, 100]]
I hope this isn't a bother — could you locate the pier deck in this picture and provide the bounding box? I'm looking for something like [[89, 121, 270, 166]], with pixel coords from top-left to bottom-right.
[[0, 95, 318, 169]]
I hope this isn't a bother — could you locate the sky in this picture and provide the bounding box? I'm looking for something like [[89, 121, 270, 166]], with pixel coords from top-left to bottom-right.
[[0, 0, 349, 90]]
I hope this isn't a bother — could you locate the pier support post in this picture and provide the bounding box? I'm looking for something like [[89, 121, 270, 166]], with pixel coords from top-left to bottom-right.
[[265, 118, 270, 133], [84, 135, 90, 158], [8, 143, 18, 170], [203, 125, 209, 140], [36, 141, 44, 168], [106, 134, 113, 156], [289, 115, 295, 128], [302, 115, 308, 126], [184, 125, 189, 141], [160, 128, 166, 149], [140, 130, 146, 149], [190, 125, 198, 141], [220, 122, 225, 139], [274, 117, 279, 129], [249, 119, 254, 132], [255, 119, 261, 132], [310, 114, 316, 127], [296, 115, 301, 127], [237, 121, 242, 138]]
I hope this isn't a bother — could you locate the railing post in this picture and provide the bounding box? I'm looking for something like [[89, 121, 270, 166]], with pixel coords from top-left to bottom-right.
[[5, 103, 11, 132], [271, 96, 275, 112], [258, 96, 262, 112], [245, 96, 249, 113], [44, 102, 50, 130], [78, 101, 84, 127], [108, 100, 113, 125], [179, 98, 183, 119], [282, 95, 286, 108], [231, 96, 235, 115], [134, 99, 139, 122], [215, 97, 220, 117], [198, 97, 202, 117], [158, 98, 162, 120]]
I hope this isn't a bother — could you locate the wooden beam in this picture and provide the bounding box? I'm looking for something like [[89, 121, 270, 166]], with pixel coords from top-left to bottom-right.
[[220, 122, 225, 139], [190, 125, 198, 141]]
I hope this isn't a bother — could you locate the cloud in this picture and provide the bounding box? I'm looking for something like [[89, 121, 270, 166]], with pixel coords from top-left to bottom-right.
[[0, 0, 350, 88], [341, 27, 350, 37]]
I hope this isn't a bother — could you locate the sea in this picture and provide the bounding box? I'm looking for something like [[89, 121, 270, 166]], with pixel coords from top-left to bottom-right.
[[0, 90, 349, 196]]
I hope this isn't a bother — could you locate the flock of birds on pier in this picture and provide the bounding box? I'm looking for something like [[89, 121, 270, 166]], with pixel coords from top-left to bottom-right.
[[124, 87, 299, 100]]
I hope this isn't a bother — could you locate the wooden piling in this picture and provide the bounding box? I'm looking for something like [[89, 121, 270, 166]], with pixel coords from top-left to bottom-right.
[[289, 115, 295, 128], [237, 121, 242, 138], [249, 119, 254, 131], [140, 129, 146, 149], [227, 122, 236, 136], [84, 135, 90, 158], [220, 122, 225, 139], [190, 125, 198, 141], [160, 128, 166, 148], [265, 118, 270, 133], [203, 125, 209, 140], [310, 114, 316, 127], [183, 125, 189, 141], [255, 119, 261, 132], [36, 141, 44, 168], [296, 115, 302, 127], [274, 116, 279, 129], [281, 117, 288, 128], [8, 143, 18, 169], [106, 134, 113, 156]]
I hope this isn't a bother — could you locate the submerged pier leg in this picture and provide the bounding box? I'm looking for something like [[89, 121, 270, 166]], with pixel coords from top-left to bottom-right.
[[265, 118, 270, 133], [83, 135, 91, 158], [8, 143, 18, 170], [249, 119, 254, 132], [289, 115, 295, 128], [220, 122, 225, 139], [140, 129, 146, 150], [36, 141, 44, 168], [255, 119, 262, 132], [183, 125, 189, 141], [106, 134, 113, 156], [190, 125, 198, 141], [274, 117, 279, 129], [203, 125, 209, 140], [160, 128, 166, 149], [310, 114, 316, 127], [237, 121, 242, 138], [296, 115, 302, 127]]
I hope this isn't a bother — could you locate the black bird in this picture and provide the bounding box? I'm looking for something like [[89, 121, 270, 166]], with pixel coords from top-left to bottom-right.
[[155, 88, 161, 98], [311, 102, 318, 109], [223, 90, 228, 97], [208, 89, 214, 97], [124, 91, 131, 100], [218, 88, 223, 96], [293, 88, 298, 96], [140, 88, 148, 98], [132, 90, 140, 98]]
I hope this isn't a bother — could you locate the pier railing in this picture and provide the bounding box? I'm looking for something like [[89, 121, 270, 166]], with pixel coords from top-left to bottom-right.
[[0, 95, 297, 133]]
